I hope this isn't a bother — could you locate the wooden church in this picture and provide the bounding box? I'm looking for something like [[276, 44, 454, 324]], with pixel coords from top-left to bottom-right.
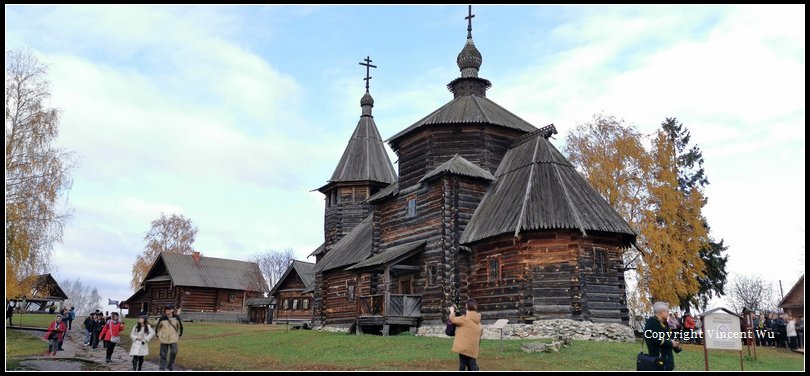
[[310, 7, 636, 335]]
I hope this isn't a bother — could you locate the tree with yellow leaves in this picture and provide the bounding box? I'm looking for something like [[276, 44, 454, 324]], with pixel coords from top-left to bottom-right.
[[130, 213, 198, 290], [565, 114, 710, 312], [5, 48, 76, 300]]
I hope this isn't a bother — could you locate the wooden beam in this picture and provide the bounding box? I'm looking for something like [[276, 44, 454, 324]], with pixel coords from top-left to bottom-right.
[[390, 265, 420, 271]]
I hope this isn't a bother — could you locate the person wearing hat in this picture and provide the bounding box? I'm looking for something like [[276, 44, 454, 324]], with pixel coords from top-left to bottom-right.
[[156, 303, 184, 371], [129, 314, 155, 371], [99, 311, 126, 363]]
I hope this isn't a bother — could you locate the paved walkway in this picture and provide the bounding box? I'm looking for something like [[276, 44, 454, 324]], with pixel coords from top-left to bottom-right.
[[11, 325, 185, 371]]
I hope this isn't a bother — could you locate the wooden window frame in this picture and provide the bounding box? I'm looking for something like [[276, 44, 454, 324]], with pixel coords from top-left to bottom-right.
[[346, 281, 356, 303], [594, 247, 608, 274], [487, 255, 502, 283], [302, 298, 309, 310], [406, 197, 417, 218], [426, 263, 438, 287], [283, 298, 290, 310], [339, 187, 354, 203]]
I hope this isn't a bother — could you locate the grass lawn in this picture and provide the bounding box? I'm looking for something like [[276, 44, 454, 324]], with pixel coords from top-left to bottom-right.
[[7, 319, 804, 371], [6, 330, 49, 370]]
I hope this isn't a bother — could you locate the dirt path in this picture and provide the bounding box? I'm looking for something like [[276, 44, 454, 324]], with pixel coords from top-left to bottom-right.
[[10, 326, 177, 371]]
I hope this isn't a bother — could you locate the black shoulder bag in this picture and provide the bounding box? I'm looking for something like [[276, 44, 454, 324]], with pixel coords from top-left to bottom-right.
[[636, 336, 665, 371]]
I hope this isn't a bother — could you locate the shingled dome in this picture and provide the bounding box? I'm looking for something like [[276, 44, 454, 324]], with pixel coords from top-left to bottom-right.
[[460, 127, 637, 246]]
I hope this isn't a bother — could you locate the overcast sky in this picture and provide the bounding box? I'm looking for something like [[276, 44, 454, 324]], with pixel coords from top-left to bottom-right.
[[6, 5, 804, 313]]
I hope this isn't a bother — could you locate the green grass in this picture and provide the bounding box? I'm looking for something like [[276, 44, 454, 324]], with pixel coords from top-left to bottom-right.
[[7, 320, 804, 371], [6, 330, 49, 370]]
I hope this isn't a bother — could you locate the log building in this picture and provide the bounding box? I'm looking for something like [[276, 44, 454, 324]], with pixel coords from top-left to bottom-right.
[[308, 7, 636, 334], [122, 252, 267, 319]]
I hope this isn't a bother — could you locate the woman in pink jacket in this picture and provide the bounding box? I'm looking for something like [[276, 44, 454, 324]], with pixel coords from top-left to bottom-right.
[[449, 298, 484, 371], [99, 311, 125, 363], [42, 314, 67, 356]]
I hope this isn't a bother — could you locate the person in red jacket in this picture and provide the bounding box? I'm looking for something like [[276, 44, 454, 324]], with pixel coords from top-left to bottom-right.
[[42, 314, 67, 356], [99, 311, 125, 363], [683, 313, 696, 344]]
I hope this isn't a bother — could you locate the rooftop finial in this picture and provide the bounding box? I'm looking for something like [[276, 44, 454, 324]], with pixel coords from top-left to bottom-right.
[[359, 56, 377, 94], [465, 5, 475, 39], [359, 56, 377, 116]]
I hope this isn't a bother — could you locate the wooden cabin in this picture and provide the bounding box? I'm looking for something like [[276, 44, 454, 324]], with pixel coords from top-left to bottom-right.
[[122, 252, 268, 320], [779, 275, 804, 319], [310, 10, 636, 334], [269, 260, 315, 324]]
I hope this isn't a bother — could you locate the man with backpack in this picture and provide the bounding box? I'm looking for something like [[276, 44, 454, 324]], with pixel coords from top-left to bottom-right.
[[156, 303, 184, 371]]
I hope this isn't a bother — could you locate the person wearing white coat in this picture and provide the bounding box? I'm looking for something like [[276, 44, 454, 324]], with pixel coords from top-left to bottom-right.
[[129, 315, 155, 371]]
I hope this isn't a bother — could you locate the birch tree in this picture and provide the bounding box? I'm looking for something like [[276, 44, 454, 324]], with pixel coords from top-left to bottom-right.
[[5, 48, 76, 299]]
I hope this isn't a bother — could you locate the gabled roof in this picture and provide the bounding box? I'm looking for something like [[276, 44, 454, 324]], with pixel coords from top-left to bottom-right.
[[23, 273, 69, 300], [386, 95, 536, 145], [314, 214, 374, 273], [268, 260, 316, 296], [419, 154, 495, 184], [347, 240, 426, 271], [307, 243, 325, 258], [144, 253, 268, 292], [461, 128, 636, 245], [319, 116, 396, 191], [779, 274, 804, 308], [367, 181, 399, 203]]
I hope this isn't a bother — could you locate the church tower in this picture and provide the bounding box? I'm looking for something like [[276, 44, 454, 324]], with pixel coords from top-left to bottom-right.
[[315, 57, 397, 261]]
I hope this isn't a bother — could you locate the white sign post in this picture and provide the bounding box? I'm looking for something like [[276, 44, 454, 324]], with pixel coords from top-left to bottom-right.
[[700, 308, 744, 371], [492, 319, 509, 352]]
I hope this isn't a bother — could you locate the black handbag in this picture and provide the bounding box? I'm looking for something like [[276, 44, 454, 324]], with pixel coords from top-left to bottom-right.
[[445, 321, 456, 336], [636, 352, 665, 371], [636, 337, 665, 371]]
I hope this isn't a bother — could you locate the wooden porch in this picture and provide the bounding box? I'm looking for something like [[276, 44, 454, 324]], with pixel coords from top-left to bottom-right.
[[356, 293, 421, 334]]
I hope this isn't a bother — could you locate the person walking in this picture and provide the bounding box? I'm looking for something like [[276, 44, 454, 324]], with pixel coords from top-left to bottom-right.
[[645, 302, 681, 371], [82, 314, 94, 346], [448, 298, 484, 371], [99, 311, 126, 363], [156, 303, 184, 371], [6, 301, 15, 326], [90, 313, 104, 351], [67, 307, 76, 330], [42, 314, 67, 356], [129, 315, 155, 371]]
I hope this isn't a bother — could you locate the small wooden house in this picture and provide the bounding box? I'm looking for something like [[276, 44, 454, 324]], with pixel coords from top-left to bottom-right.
[[779, 275, 804, 319], [122, 252, 268, 320], [269, 260, 315, 324]]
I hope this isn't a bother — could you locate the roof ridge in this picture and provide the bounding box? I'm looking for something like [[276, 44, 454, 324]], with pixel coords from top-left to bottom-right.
[[471, 95, 493, 124], [551, 157, 588, 236], [514, 135, 540, 238]]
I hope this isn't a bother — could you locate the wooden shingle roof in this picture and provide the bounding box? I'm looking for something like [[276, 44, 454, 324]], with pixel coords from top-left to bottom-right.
[[307, 243, 325, 258], [419, 154, 495, 184], [347, 240, 426, 271], [319, 116, 396, 191], [386, 95, 537, 146], [268, 260, 315, 296], [367, 181, 399, 203], [149, 253, 269, 292], [313, 214, 374, 273], [460, 128, 636, 245]]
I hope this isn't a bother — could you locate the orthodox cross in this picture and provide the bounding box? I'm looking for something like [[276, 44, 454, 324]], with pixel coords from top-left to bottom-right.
[[359, 56, 377, 93], [465, 5, 475, 39]]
